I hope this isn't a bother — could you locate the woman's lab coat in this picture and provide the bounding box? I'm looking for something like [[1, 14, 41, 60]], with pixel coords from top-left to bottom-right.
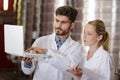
[[21, 33, 84, 80], [81, 46, 115, 80]]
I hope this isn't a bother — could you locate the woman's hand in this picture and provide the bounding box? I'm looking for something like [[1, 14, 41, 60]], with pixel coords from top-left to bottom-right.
[[68, 64, 82, 78]]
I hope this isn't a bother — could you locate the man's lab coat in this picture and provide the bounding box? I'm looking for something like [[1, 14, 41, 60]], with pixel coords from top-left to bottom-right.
[[81, 46, 115, 80], [21, 33, 84, 80]]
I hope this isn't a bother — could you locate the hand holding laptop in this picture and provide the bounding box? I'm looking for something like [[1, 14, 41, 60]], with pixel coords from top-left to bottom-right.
[[18, 47, 47, 65], [24, 47, 48, 59], [18, 56, 33, 65]]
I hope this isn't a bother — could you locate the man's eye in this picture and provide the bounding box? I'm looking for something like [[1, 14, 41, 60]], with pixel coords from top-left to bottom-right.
[[62, 21, 66, 24]]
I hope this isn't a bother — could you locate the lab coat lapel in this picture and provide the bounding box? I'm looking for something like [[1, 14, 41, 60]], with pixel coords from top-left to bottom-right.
[[49, 33, 74, 55], [85, 46, 104, 60], [59, 36, 73, 54], [49, 33, 58, 50]]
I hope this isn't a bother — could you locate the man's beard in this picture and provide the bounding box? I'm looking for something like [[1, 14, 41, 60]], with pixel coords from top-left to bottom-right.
[[55, 28, 69, 36]]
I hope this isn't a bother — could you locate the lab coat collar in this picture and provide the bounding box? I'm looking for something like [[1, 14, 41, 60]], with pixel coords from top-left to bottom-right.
[[50, 33, 73, 52], [51, 33, 56, 41], [92, 46, 105, 59], [51, 33, 73, 45], [85, 46, 105, 59], [59, 35, 73, 52]]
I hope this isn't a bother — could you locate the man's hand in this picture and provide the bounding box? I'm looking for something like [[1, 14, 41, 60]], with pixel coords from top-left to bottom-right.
[[18, 56, 32, 65], [18, 47, 47, 64], [25, 47, 47, 54]]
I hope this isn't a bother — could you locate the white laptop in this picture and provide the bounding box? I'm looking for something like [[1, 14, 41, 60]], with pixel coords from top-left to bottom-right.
[[4, 24, 48, 59]]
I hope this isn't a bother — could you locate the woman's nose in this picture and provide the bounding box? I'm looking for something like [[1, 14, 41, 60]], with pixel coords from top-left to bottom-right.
[[83, 34, 86, 39]]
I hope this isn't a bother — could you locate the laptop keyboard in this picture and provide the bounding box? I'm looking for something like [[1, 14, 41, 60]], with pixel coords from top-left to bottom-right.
[[23, 52, 51, 59]]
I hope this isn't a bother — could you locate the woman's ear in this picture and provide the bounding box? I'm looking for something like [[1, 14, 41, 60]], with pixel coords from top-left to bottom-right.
[[97, 35, 103, 41]]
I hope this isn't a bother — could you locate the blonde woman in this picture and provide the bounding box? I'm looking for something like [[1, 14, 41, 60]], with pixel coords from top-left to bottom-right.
[[69, 19, 115, 80]]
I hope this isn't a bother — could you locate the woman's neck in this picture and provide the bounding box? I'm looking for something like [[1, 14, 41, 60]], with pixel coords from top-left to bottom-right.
[[89, 45, 99, 53], [87, 45, 99, 60]]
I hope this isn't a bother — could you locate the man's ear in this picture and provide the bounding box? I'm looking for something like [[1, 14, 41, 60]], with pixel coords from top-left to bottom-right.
[[70, 23, 75, 29], [97, 35, 103, 41]]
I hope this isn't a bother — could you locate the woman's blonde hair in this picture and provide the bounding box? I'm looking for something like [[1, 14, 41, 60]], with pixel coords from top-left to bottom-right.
[[88, 19, 109, 51]]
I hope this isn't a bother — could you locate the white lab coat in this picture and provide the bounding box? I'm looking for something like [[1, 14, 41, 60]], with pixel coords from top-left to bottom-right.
[[81, 46, 115, 80], [21, 33, 84, 80]]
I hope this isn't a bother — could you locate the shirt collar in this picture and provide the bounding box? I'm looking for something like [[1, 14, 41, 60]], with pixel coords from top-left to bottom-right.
[[55, 35, 66, 43]]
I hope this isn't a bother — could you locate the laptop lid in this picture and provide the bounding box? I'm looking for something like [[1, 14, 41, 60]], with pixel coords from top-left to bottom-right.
[[4, 24, 24, 56]]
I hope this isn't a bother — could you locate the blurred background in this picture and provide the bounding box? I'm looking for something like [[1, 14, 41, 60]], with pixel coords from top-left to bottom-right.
[[0, 0, 120, 80]]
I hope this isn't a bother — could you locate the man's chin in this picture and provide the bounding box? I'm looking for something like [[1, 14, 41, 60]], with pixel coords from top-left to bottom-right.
[[56, 33, 65, 36], [56, 33, 63, 36], [56, 31, 62, 35], [55, 31, 69, 36]]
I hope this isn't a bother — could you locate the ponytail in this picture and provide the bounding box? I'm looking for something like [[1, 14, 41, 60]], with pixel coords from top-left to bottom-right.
[[101, 31, 109, 51]]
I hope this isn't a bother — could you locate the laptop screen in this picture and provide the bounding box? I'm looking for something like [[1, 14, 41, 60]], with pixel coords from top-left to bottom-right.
[[4, 24, 24, 56]]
